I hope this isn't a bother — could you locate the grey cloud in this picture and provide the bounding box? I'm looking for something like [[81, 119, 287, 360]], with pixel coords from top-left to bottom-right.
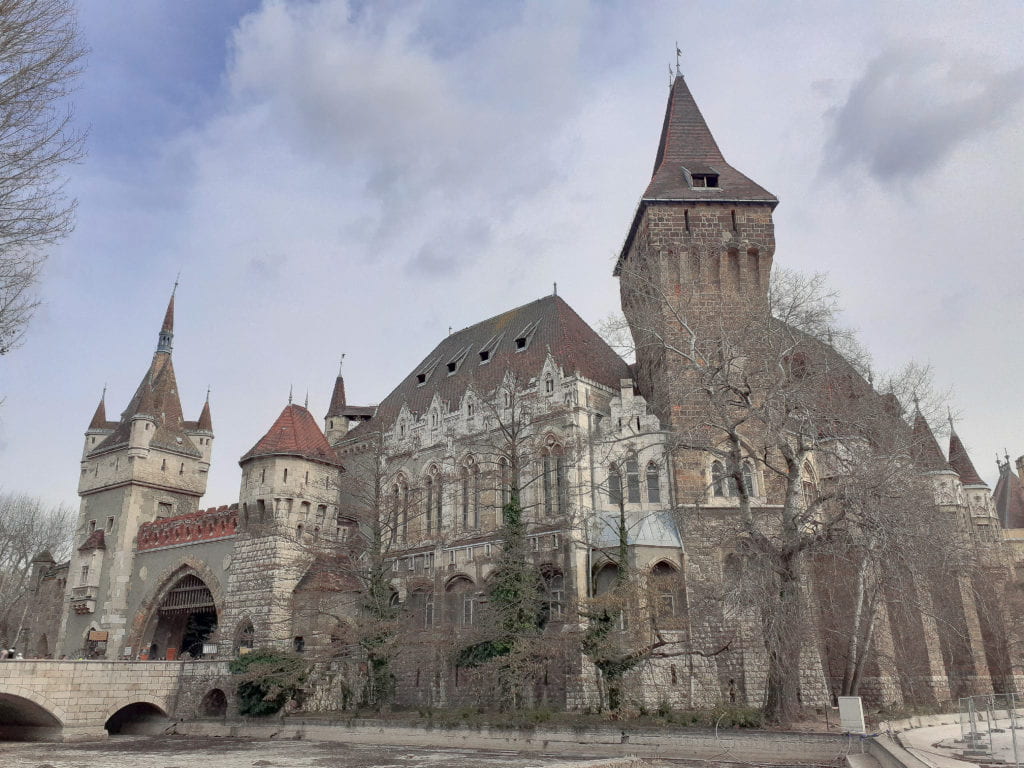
[[406, 218, 492, 278], [823, 43, 1024, 182]]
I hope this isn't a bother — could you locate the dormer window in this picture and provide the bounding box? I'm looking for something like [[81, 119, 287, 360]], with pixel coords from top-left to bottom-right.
[[415, 356, 440, 386], [683, 163, 719, 189], [514, 321, 539, 352], [446, 345, 471, 375], [416, 373, 427, 384], [479, 349, 490, 362], [478, 332, 503, 364]]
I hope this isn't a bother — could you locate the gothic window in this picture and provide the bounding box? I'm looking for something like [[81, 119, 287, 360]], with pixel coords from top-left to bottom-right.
[[542, 444, 566, 516], [802, 462, 816, 509], [503, 391, 512, 409], [742, 461, 756, 496], [430, 410, 439, 428], [608, 463, 622, 505], [543, 569, 565, 620], [461, 460, 479, 529], [545, 376, 554, 393], [425, 477, 434, 533], [646, 462, 661, 504], [626, 458, 640, 503], [712, 461, 726, 497]]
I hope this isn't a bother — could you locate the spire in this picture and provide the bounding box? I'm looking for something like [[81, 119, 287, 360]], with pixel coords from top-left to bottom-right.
[[88, 387, 107, 430], [327, 357, 347, 419], [643, 75, 776, 204], [197, 392, 213, 432], [910, 408, 949, 471], [948, 427, 986, 487], [157, 289, 175, 354], [993, 456, 1024, 529]]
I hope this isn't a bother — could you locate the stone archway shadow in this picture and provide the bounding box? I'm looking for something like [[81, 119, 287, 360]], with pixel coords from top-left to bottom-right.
[[104, 697, 169, 735], [0, 684, 66, 741]]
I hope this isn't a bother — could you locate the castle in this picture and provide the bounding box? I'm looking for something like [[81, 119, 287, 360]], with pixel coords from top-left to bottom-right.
[[27, 75, 1024, 713]]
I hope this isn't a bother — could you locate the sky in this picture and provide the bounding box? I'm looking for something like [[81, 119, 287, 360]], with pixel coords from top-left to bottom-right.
[[1, 0, 1022, 509]]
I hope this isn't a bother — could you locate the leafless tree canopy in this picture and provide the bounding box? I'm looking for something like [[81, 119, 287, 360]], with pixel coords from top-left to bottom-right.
[[0, 490, 73, 646], [0, 0, 85, 355]]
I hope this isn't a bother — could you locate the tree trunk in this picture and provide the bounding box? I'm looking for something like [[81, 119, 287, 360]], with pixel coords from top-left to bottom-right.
[[762, 553, 803, 725]]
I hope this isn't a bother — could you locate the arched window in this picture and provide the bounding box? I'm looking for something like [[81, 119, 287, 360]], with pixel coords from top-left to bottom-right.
[[445, 577, 476, 627], [461, 459, 479, 529], [650, 561, 685, 628], [409, 588, 434, 628], [425, 476, 434, 533], [625, 458, 640, 503], [712, 461, 726, 497], [646, 462, 660, 504], [498, 456, 511, 512], [542, 568, 565, 621], [608, 463, 622, 505], [742, 461, 756, 497], [542, 444, 566, 516], [430, 409, 438, 428], [802, 462, 816, 508]]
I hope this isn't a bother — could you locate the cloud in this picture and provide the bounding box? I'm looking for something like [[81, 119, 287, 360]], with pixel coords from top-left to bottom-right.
[[822, 43, 1024, 182]]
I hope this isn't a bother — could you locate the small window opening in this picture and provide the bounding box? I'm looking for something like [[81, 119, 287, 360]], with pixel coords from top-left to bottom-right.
[[88, 519, 96, 533], [106, 516, 114, 532], [416, 373, 427, 384], [179, 462, 184, 475], [479, 349, 490, 362], [684, 209, 690, 232], [160, 458, 166, 471], [447, 361, 457, 373], [731, 209, 737, 231], [545, 377, 554, 393], [515, 337, 527, 350], [283, 468, 288, 482]]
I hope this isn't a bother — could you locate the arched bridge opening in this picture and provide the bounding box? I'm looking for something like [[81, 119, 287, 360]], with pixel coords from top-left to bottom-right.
[[0, 693, 62, 741], [105, 702, 169, 736]]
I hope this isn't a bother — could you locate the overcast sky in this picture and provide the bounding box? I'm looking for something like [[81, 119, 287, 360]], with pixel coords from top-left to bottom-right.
[[1, 0, 1022, 509]]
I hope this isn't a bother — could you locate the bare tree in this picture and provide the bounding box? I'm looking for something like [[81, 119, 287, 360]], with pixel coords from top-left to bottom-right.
[[0, 0, 85, 355], [0, 490, 72, 647], [611, 265, 952, 723]]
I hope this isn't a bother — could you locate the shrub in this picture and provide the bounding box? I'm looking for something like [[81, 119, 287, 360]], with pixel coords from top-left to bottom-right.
[[229, 649, 309, 716]]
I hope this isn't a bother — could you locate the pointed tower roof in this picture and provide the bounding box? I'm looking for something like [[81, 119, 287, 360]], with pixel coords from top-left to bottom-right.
[[327, 366, 347, 419], [616, 75, 777, 273], [197, 397, 213, 432], [910, 410, 950, 471], [88, 391, 109, 430], [644, 76, 776, 204], [994, 459, 1024, 529], [241, 403, 342, 467], [948, 428, 986, 486], [88, 295, 199, 458]]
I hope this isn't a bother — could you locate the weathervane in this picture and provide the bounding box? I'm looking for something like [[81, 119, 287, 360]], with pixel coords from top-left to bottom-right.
[[675, 42, 682, 76], [172, 270, 180, 296], [338, 353, 345, 376]]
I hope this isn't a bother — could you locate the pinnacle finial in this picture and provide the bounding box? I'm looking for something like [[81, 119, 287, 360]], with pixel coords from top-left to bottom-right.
[[675, 42, 682, 77], [553, 282, 557, 297], [101, 382, 107, 401], [338, 353, 345, 377], [947, 407, 955, 434], [172, 270, 180, 297], [288, 384, 293, 405], [205, 385, 211, 403], [304, 390, 309, 409]]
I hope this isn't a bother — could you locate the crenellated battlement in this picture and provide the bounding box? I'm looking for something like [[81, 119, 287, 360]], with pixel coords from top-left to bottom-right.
[[137, 505, 238, 551]]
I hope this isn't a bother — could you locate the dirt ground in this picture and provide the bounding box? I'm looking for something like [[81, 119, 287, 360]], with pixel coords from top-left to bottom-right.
[[0, 735, 677, 768]]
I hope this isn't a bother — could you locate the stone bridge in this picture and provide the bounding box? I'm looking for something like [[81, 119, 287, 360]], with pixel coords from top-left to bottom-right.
[[0, 660, 232, 741]]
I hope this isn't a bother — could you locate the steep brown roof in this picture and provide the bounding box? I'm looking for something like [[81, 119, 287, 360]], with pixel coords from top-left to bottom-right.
[[327, 375, 347, 418], [241, 403, 342, 466], [910, 411, 950, 472], [644, 76, 776, 204], [196, 398, 213, 431], [88, 394, 109, 430], [78, 530, 105, 552], [617, 75, 777, 273], [354, 295, 630, 434], [994, 462, 1024, 529], [948, 429, 986, 486], [89, 296, 200, 458]]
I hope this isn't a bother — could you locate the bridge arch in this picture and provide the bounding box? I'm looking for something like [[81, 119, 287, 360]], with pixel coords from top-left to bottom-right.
[[104, 697, 169, 735], [0, 684, 65, 740]]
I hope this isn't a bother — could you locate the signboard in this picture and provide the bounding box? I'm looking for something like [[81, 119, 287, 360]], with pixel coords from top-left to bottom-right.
[[123, 647, 132, 657], [202, 643, 218, 656], [837, 696, 866, 734], [88, 630, 109, 642]]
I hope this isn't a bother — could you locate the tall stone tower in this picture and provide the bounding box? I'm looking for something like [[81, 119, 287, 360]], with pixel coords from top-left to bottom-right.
[[615, 74, 778, 499], [59, 292, 213, 658], [220, 402, 344, 653]]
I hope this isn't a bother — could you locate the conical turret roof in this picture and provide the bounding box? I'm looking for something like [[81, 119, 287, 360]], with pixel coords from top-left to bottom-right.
[[197, 397, 213, 431], [994, 459, 1024, 529], [910, 410, 950, 471], [948, 429, 986, 486], [241, 403, 342, 466], [327, 373, 346, 419], [88, 393, 109, 430]]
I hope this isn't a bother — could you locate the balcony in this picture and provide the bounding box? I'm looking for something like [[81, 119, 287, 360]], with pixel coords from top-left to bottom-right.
[[71, 584, 98, 614]]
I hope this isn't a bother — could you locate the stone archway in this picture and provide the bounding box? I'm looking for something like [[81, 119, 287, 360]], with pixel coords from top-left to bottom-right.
[[129, 559, 225, 659]]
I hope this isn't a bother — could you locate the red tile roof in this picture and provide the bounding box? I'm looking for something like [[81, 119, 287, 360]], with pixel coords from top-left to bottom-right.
[[348, 295, 631, 435], [241, 403, 342, 466], [994, 462, 1024, 529], [78, 530, 105, 552], [948, 429, 986, 486]]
